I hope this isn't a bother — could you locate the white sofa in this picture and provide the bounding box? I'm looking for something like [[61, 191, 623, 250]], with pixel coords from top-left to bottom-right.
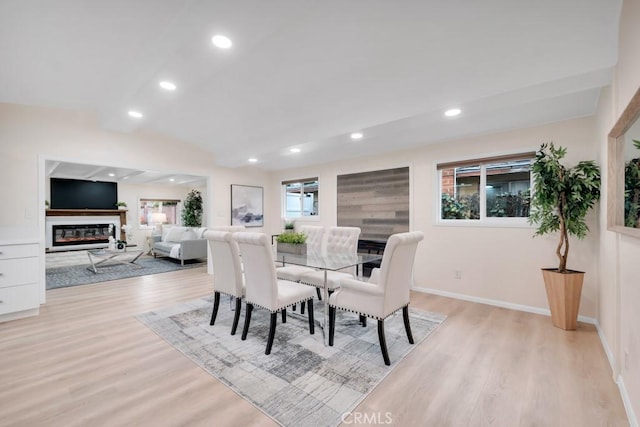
[[152, 225, 208, 265]]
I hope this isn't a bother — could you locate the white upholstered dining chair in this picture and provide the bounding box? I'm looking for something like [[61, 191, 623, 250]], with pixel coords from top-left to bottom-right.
[[276, 225, 324, 279], [234, 232, 316, 355], [328, 231, 424, 365], [203, 230, 245, 335], [299, 226, 361, 298]]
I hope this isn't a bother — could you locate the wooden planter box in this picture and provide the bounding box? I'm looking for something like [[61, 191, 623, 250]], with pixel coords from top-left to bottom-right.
[[541, 268, 585, 330], [277, 242, 306, 255]]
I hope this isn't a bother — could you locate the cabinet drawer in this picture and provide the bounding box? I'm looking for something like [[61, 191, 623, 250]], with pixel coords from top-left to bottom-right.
[[0, 283, 40, 315], [0, 244, 39, 260], [0, 258, 39, 288]]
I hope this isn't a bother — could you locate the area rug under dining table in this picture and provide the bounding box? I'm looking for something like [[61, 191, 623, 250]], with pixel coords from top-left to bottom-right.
[[137, 296, 445, 427]]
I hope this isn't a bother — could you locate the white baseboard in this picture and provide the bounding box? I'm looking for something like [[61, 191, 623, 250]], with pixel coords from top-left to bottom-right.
[[593, 320, 616, 378], [0, 307, 39, 323], [412, 286, 597, 324], [617, 376, 639, 427], [412, 286, 637, 426]]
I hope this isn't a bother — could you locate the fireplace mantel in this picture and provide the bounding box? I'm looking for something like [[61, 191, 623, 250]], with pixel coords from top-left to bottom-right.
[[46, 209, 128, 240]]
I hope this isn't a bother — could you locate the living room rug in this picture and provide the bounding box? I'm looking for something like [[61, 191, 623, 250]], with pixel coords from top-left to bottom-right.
[[137, 297, 445, 427], [46, 256, 206, 290]]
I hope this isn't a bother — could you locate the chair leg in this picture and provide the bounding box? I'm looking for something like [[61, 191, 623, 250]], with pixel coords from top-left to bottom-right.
[[241, 303, 253, 340], [377, 319, 391, 366], [329, 305, 336, 346], [292, 304, 297, 311], [231, 297, 242, 335], [316, 287, 322, 300], [282, 309, 287, 323], [210, 292, 220, 325], [266, 312, 277, 355], [307, 298, 314, 334], [403, 306, 414, 344], [359, 314, 367, 327], [301, 301, 305, 314]]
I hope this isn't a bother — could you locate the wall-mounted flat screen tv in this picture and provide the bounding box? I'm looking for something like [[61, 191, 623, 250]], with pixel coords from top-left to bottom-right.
[[50, 178, 118, 210]]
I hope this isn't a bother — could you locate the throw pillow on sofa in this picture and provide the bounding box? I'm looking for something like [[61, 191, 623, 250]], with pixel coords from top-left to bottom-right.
[[181, 229, 198, 241], [161, 225, 173, 242], [165, 226, 187, 242]]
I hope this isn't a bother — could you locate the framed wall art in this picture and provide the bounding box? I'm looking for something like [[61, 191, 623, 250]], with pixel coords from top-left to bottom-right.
[[231, 184, 264, 227]]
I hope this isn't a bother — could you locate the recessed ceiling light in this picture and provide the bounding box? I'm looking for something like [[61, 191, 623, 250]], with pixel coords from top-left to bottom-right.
[[108, 173, 115, 177], [128, 110, 143, 119], [211, 35, 232, 49], [290, 148, 301, 153], [159, 81, 177, 91], [350, 132, 363, 140], [444, 108, 461, 117], [248, 158, 258, 163], [169, 178, 175, 182]]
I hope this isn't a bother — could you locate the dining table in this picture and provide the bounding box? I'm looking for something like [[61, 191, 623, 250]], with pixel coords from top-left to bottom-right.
[[274, 249, 384, 345]]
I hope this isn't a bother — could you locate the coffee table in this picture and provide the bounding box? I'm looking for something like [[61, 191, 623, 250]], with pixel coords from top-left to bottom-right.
[[87, 248, 144, 274]]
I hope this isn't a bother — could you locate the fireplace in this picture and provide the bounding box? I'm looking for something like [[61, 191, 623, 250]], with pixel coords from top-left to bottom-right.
[[45, 211, 123, 251], [52, 224, 115, 247]]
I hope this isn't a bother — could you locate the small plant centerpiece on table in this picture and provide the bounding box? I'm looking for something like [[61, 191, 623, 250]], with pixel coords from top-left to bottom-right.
[[529, 142, 600, 330], [283, 219, 296, 232], [276, 232, 307, 255]]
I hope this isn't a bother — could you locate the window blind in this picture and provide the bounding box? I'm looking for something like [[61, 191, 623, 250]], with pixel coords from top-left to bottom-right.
[[436, 152, 535, 170]]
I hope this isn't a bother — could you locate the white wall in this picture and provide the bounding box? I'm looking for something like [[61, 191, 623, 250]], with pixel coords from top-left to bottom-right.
[[0, 103, 273, 234], [0, 103, 273, 301], [598, 0, 640, 422], [269, 116, 601, 317]]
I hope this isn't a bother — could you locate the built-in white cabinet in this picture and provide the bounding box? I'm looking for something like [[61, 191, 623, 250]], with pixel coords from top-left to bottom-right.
[[0, 241, 41, 319]]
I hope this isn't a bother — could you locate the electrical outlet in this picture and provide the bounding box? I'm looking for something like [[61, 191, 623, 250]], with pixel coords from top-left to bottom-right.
[[455, 269, 462, 279]]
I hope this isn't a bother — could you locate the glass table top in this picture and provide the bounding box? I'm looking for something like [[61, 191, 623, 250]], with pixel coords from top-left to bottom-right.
[[274, 251, 382, 271]]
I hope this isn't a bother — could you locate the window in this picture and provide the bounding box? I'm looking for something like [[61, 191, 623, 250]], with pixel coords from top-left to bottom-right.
[[438, 153, 534, 222], [139, 198, 180, 228], [282, 178, 319, 218]]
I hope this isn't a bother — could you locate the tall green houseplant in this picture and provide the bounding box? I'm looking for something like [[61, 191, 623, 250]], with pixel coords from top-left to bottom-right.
[[529, 142, 601, 272], [182, 189, 203, 227], [529, 142, 600, 330]]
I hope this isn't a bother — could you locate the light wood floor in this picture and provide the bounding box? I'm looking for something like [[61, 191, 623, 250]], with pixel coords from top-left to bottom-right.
[[0, 268, 629, 427]]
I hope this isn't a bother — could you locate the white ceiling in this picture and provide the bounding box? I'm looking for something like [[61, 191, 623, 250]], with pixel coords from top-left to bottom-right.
[[0, 0, 622, 170], [45, 160, 207, 187]]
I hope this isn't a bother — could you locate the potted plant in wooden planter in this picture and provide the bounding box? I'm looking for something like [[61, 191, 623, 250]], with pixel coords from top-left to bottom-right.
[[529, 142, 600, 330], [276, 232, 307, 255]]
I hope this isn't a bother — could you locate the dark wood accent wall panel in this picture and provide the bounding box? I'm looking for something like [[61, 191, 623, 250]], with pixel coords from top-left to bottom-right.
[[337, 167, 410, 241]]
